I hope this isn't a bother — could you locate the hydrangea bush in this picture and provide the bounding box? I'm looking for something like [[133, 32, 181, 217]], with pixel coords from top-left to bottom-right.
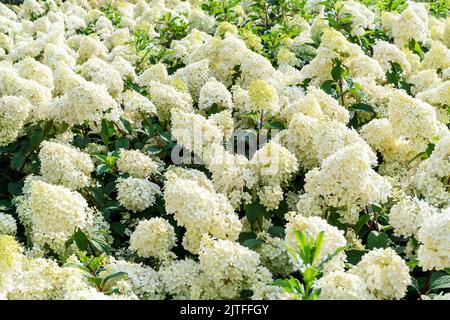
[[0, 0, 449, 300]]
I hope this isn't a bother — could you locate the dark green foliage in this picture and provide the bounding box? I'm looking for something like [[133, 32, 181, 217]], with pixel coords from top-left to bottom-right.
[[0, 0, 24, 4]]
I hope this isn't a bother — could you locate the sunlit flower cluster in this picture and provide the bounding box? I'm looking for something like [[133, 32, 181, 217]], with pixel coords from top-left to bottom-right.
[[0, 0, 449, 301]]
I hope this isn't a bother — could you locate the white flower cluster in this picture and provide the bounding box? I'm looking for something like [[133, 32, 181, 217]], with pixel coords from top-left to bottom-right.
[[29, 180, 92, 254], [198, 77, 233, 111], [116, 149, 159, 179], [255, 232, 294, 277], [122, 90, 156, 127], [116, 177, 161, 213], [39, 141, 94, 190], [158, 258, 201, 299], [196, 236, 272, 299], [246, 141, 298, 210], [350, 248, 411, 300], [339, 0, 375, 37], [129, 218, 176, 259], [300, 143, 392, 224], [164, 167, 242, 253], [0, 236, 130, 300], [417, 208, 450, 271], [1, 0, 449, 301], [391, 2, 429, 47], [318, 270, 374, 300], [0, 213, 17, 236], [0, 96, 31, 147], [298, 28, 383, 85], [104, 258, 164, 300], [412, 135, 450, 207], [389, 196, 437, 238]]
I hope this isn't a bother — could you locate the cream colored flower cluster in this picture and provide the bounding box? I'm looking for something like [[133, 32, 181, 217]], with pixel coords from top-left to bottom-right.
[[1, 0, 449, 301], [39, 141, 94, 190], [116, 177, 161, 213], [350, 248, 412, 300], [164, 167, 242, 253], [299, 142, 392, 224], [417, 208, 450, 271], [29, 180, 93, 254], [0, 213, 17, 236], [389, 196, 437, 238], [0, 236, 131, 300], [129, 218, 176, 259], [116, 149, 159, 179], [319, 247, 411, 300], [196, 236, 272, 299]]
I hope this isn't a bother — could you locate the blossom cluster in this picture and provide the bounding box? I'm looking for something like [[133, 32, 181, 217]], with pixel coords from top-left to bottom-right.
[[0, 0, 449, 301]]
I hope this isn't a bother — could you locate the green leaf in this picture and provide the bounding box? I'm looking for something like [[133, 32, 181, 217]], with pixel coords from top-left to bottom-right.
[[408, 39, 425, 61], [242, 238, 264, 249], [88, 256, 104, 271], [29, 129, 45, 150], [95, 164, 110, 176], [428, 275, 450, 292], [354, 214, 370, 234], [411, 278, 420, 292], [425, 143, 435, 157], [348, 103, 375, 113], [115, 137, 129, 150], [300, 78, 312, 90], [386, 61, 403, 87], [326, 210, 347, 229], [91, 187, 106, 206], [120, 117, 133, 134], [294, 230, 309, 250], [267, 226, 285, 238], [8, 181, 23, 196], [0, 200, 12, 211], [102, 271, 127, 286], [311, 231, 324, 264], [88, 276, 103, 287], [244, 202, 266, 227], [346, 249, 366, 265], [90, 237, 110, 253], [269, 121, 285, 130], [331, 60, 342, 81], [320, 80, 335, 95], [238, 232, 257, 243], [273, 279, 293, 291], [207, 103, 221, 115], [11, 150, 27, 170], [303, 266, 318, 284], [407, 258, 418, 271], [73, 229, 89, 252], [240, 112, 260, 124], [110, 222, 126, 237], [295, 230, 311, 263], [274, 277, 302, 297], [100, 119, 114, 146], [144, 122, 156, 137], [408, 143, 436, 164], [105, 154, 118, 167], [367, 231, 389, 249], [148, 146, 164, 154], [158, 131, 173, 143]]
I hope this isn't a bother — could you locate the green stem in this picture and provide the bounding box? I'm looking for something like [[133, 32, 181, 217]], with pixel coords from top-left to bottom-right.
[[338, 78, 345, 106], [421, 271, 434, 295]]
